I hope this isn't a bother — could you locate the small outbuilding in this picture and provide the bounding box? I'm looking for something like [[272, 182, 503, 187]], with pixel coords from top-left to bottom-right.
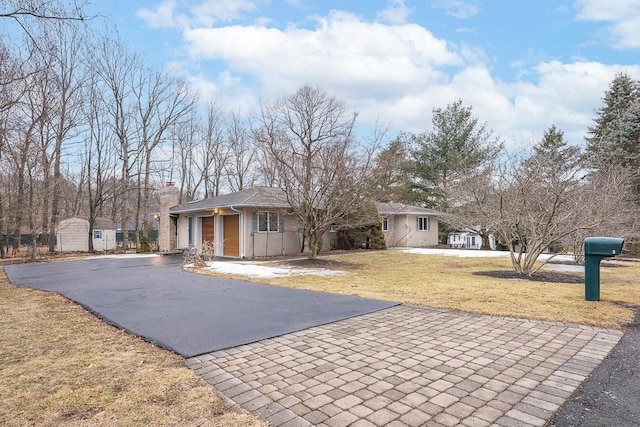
[[56, 217, 117, 252]]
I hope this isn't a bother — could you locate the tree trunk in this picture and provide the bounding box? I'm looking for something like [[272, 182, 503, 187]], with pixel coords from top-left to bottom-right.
[[48, 135, 63, 253]]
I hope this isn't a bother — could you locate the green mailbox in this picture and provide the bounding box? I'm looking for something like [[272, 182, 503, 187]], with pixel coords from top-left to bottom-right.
[[584, 237, 624, 301]]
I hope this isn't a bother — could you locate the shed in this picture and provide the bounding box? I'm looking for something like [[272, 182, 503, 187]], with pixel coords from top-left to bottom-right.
[[56, 217, 117, 252]]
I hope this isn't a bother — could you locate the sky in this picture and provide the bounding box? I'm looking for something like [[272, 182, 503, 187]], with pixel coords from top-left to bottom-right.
[[93, 0, 640, 150]]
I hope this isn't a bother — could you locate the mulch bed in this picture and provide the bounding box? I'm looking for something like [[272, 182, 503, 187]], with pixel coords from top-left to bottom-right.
[[475, 270, 584, 284]]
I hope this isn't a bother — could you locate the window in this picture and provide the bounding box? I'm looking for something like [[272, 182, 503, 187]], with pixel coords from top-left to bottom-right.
[[93, 230, 102, 239], [188, 217, 193, 245], [257, 212, 279, 232], [381, 216, 389, 231], [417, 216, 430, 231]]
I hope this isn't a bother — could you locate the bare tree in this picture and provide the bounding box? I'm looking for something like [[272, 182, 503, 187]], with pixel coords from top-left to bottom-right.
[[94, 34, 140, 250], [82, 64, 117, 251], [567, 166, 638, 263], [198, 103, 229, 198], [442, 165, 496, 250], [170, 113, 201, 202], [225, 112, 255, 192], [132, 65, 196, 243], [447, 126, 637, 275], [254, 85, 376, 259], [39, 21, 86, 252]]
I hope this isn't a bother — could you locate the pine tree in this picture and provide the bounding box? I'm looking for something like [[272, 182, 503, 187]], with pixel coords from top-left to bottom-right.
[[604, 101, 640, 196], [370, 138, 412, 203], [586, 73, 640, 168], [407, 99, 502, 210]]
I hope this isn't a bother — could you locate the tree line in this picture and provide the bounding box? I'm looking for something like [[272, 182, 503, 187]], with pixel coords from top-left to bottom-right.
[[369, 74, 639, 274], [1, 1, 637, 273]]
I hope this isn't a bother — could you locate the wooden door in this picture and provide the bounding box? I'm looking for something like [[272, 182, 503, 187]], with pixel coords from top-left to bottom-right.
[[201, 216, 214, 244], [223, 215, 240, 257]]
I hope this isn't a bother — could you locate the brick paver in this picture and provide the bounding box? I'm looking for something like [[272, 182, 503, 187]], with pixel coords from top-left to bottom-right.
[[187, 305, 621, 426]]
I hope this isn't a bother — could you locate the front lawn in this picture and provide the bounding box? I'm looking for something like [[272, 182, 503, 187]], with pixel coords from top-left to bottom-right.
[[252, 251, 640, 329], [0, 269, 266, 427]]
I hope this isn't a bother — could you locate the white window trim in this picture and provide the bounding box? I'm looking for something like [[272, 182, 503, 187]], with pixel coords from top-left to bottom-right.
[[417, 216, 430, 231], [257, 211, 280, 233], [93, 230, 102, 239], [381, 216, 389, 231]]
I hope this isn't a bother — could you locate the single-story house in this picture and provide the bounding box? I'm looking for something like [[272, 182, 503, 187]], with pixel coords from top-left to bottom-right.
[[448, 230, 496, 250], [376, 202, 440, 248], [169, 187, 331, 258], [56, 217, 117, 252], [165, 187, 442, 258]]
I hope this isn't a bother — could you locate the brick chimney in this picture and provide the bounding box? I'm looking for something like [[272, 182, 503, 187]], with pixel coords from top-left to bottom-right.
[[158, 182, 180, 252]]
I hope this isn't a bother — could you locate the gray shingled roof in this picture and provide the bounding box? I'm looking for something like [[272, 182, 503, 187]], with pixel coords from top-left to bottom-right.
[[94, 217, 116, 230], [375, 202, 440, 216], [170, 187, 290, 214]]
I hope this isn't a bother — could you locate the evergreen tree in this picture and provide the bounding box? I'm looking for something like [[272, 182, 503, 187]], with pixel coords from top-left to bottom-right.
[[525, 125, 582, 182], [604, 101, 640, 196], [370, 138, 412, 203], [586, 72, 640, 168], [407, 99, 502, 210]]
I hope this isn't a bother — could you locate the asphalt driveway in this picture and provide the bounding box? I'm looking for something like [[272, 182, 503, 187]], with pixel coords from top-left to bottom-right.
[[4, 255, 397, 357]]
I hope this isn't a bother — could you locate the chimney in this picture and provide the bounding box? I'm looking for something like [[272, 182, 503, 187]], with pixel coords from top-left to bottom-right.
[[158, 184, 180, 252]]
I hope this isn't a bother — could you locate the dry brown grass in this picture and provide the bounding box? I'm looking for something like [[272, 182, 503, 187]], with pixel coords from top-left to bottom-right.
[[232, 251, 640, 329], [0, 269, 267, 427]]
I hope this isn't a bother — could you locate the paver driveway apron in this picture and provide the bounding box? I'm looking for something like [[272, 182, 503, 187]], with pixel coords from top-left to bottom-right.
[[3, 255, 397, 357], [189, 305, 621, 427], [5, 255, 623, 426]]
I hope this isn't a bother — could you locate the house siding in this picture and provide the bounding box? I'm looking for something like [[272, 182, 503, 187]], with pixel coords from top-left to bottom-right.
[[57, 217, 116, 252], [382, 214, 439, 248], [175, 207, 331, 258]]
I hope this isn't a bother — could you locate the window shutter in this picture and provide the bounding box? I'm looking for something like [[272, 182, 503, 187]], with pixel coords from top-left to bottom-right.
[[416, 217, 419, 231], [388, 217, 392, 232], [252, 212, 258, 232], [427, 217, 430, 231], [279, 214, 285, 233]]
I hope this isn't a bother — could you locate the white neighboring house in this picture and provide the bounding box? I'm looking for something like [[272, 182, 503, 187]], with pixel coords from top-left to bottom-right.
[[448, 231, 496, 250], [56, 217, 117, 252], [376, 202, 440, 248]]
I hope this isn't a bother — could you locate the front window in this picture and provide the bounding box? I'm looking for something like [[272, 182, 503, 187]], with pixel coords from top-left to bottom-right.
[[417, 216, 430, 231], [258, 212, 279, 232], [93, 230, 102, 239], [381, 216, 389, 231]]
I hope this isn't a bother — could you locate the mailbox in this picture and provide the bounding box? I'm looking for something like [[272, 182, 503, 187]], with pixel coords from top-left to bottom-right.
[[584, 237, 624, 301], [584, 237, 624, 256]]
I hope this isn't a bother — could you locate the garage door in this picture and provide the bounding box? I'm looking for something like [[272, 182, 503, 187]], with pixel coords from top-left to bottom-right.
[[201, 216, 214, 244], [223, 215, 240, 257]]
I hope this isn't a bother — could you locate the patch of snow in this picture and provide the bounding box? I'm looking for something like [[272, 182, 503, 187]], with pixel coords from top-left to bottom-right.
[[398, 248, 577, 263], [543, 263, 584, 273], [201, 261, 346, 279]]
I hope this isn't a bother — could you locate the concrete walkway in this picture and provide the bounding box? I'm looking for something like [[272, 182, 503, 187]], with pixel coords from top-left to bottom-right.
[[188, 305, 622, 427]]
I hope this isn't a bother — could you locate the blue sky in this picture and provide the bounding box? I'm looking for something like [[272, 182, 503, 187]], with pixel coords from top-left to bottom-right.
[[94, 0, 640, 149]]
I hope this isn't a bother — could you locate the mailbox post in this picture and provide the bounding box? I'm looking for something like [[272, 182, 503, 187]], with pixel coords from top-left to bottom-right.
[[583, 237, 624, 301]]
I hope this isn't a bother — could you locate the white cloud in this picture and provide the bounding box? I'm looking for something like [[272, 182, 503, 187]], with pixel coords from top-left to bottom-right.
[[574, 0, 640, 48], [183, 11, 461, 100], [377, 0, 412, 24], [137, 0, 185, 29], [167, 7, 640, 153], [191, 0, 256, 26], [137, 0, 256, 29], [430, 0, 479, 19]]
